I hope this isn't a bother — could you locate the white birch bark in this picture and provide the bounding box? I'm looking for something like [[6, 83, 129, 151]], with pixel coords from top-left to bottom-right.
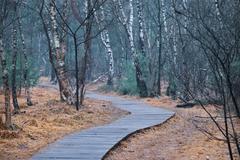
[[171, 2, 177, 66], [214, 0, 223, 28], [162, 0, 168, 33], [60, 0, 68, 60], [137, 0, 146, 56], [114, 0, 134, 58], [114, 0, 148, 97], [183, 0, 187, 34], [161, 0, 169, 57], [93, 2, 114, 85], [18, 15, 33, 106], [129, 0, 137, 59], [49, 0, 74, 104], [50, 0, 60, 52], [11, 13, 20, 112], [0, 24, 11, 128]]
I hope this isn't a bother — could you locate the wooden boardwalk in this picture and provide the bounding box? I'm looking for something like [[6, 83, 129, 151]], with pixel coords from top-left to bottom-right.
[[31, 92, 174, 160]]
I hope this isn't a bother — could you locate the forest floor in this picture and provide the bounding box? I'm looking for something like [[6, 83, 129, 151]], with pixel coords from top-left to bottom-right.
[[88, 83, 240, 160], [0, 81, 128, 159], [0, 79, 238, 160]]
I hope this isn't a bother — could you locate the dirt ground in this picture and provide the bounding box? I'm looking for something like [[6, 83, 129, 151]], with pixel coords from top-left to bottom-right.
[[0, 80, 239, 160], [105, 96, 240, 160], [89, 83, 239, 160], [0, 86, 128, 160]]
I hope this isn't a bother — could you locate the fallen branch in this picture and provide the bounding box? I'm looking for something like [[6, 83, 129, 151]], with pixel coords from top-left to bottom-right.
[[91, 73, 108, 84], [176, 102, 196, 108]]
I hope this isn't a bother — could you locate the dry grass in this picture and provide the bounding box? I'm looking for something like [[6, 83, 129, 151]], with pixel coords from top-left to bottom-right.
[[0, 87, 128, 160], [96, 89, 239, 160], [105, 115, 230, 160]]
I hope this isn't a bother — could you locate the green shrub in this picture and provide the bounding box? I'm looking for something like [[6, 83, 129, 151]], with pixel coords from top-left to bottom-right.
[[117, 63, 138, 95]]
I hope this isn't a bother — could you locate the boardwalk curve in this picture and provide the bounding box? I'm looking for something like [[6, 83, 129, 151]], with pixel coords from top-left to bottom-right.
[[31, 92, 174, 160]]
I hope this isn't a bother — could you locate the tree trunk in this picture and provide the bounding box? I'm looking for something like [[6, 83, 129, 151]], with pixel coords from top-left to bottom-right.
[[104, 31, 114, 86], [17, 51, 22, 97], [49, 0, 74, 104], [136, 0, 148, 97], [18, 14, 33, 106], [116, 0, 148, 97], [167, 1, 178, 100], [79, 0, 93, 105], [12, 14, 20, 113], [156, 0, 162, 96], [93, 3, 114, 86], [50, 66, 57, 84], [0, 26, 12, 129], [73, 36, 79, 110]]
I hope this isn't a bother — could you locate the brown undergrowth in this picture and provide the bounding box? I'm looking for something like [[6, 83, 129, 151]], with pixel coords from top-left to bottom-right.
[[104, 96, 239, 160], [0, 87, 128, 160], [89, 83, 239, 160]]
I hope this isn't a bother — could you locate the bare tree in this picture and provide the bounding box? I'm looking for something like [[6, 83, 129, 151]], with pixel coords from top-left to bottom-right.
[[49, 0, 75, 104], [93, 1, 115, 86], [11, 3, 20, 113], [113, 0, 148, 97], [0, 0, 12, 129], [18, 8, 33, 106], [172, 0, 240, 158]]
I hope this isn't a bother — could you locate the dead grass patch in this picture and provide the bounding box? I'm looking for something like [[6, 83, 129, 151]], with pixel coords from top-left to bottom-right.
[[0, 87, 128, 160]]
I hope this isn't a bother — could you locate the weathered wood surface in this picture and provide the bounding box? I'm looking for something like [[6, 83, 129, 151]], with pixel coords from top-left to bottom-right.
[[31, 92, 174, 160]]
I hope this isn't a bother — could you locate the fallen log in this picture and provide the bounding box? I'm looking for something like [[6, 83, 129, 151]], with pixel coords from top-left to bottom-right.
[[176, 102, 196, 108]]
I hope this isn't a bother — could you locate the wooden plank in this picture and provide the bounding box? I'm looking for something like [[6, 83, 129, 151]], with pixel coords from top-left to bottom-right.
[[31, 92, 174, 160]]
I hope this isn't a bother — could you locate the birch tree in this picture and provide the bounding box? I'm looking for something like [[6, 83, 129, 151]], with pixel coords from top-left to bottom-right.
[[157, 0, 163, 96], [11, 4, 20, 113], [93, 1, 114, 86], [49, 0, 74, 104], [79, 0, 94, 105], [18, 11, 33, 106], [0, 0, 12, 129], [166, 0, 178, 99], [114, 0, 148, 97]]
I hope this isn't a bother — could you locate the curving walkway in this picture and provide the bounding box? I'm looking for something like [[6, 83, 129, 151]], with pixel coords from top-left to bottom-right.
[[31, 92, 174, 160]]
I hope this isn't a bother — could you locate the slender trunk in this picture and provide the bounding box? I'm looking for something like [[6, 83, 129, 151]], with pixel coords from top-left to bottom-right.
[[162, 0, 168, 33], [136, 0, 148, 97], [17, 51, 22, 97], [12, 14, 20, 113], [70, 0, 84, 105], [93, 3, 114, 86], [116, 0, 148, 97], [183, 0, 187, 34], [49, 0, 74, 104], [167, 1, 178, 100], [0, 25, 12, 129], [156, 0, 162, 96], [226, 74, 240, 117], [222, 96, 234, 160], [60, 0, 68, 61], [228, 104, 240, 156], [18, 14, 33, 106], [214, 0, 223, 28], [103, 30, 114, 86], [137, 0, 146, 57], [79, 0, 93, 105], [74, 36, 79, 110], [157, 35, 162, 96], [160, 0, 169, 95], [50, 66, 57, 84], [58, 0, 68, 102], [129, 0, 148, 97], [180, 0, 190, 101]]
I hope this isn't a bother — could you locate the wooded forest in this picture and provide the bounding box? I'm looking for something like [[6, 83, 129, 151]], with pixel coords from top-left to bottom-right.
[[0, 0, 239, 159]]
